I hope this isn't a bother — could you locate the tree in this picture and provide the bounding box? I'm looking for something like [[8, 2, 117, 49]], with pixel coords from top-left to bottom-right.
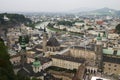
[[115, 24, 120, 34], [0, 37, 32, 80], [57, 21, 73, 26], [0, 38, 15, 80], [88, 28, 94, 30], [0, 13, 32, 28]]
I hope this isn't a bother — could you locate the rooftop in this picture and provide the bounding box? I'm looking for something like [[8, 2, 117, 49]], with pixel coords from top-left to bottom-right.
[[103, 49, 120, 56], [71, 45, 95, 51], [103, 55, 120, 64], [47, 36, 60, 47], [51, 54, 85, 63]]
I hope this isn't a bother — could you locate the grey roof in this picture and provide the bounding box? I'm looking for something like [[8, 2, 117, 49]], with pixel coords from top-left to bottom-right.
[[17, 63, 59, 79], [103, 55, 120, 64], [51, 54, 85, 63], [17, 63, 43, 77], [34, 44, 42, 49], [47, 36, 60, 47], [72, 45, 95, 51], [38, 57, 52, 65]]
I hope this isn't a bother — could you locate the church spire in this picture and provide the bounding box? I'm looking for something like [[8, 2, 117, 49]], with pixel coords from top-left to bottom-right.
[[19, 35, 27, 67], [44, 27, 46, 32], [96, 33, 102, 45], [97, 33, 102, 41]]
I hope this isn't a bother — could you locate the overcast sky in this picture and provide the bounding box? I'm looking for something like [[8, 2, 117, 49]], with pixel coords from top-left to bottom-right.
[[0, 0, 120, 12]]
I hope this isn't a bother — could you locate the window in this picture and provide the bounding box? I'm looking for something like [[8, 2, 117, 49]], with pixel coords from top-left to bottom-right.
[[108, 68, 111, 70], [103, 63, 105, 65], [114, 65, 117, 67], [108, 64, 111, 66], [114, 69, 116, 71]]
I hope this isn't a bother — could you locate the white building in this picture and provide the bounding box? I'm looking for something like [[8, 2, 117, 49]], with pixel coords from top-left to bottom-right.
[[91, 76, 110, 80]]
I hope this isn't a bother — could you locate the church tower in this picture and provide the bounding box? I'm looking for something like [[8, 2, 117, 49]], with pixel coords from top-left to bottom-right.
[[95, 33, 103, 72], [102, 31, 108, 48], [32, 57, 41, 73], [19, 35, 27, 67], [43, 27, 47, 53]]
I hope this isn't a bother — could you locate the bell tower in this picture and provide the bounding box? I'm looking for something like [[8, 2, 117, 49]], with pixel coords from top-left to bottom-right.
[[43, 27, 47, 53], [19, 35, 27, 66], [95, 33, 103, 72], [102, 31, 108, 48]]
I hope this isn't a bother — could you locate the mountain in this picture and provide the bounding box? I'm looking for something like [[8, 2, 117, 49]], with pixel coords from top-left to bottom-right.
[[76, 7, 120, 16], [89, 7, 117, 15], [116, 11, 120, 16], [0, 13, 33, 28], [69, 7, 96, 13], [93, 7, 116, 13]]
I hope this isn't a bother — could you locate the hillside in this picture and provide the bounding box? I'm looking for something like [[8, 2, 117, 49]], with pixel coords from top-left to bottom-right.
[[0, 13, 32, 28], [77, 7, 120, 16], [90, 7, 117, 15], [0, 38, 15, 80]]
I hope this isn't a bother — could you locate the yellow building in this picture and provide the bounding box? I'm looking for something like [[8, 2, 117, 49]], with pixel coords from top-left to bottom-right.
[[69, 46, 96, 60], [103, 49, 120, 75], [51, 54, 85, 70], [103, 55, 120, 75]]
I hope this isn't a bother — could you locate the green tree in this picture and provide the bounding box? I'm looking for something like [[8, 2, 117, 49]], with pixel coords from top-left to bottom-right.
[[57, 21, 73, 26], [115, 24, 120, 34], [0, 13, 32, 28], [0, 38, 15, 80], [88, 28, 94, 30]]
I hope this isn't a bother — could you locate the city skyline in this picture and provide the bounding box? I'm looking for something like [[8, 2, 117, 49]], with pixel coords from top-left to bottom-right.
[[0, 0, 120, 12]]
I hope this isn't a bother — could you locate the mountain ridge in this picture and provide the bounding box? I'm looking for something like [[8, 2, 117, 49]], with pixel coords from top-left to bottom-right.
[[76, 7, 120, 16]]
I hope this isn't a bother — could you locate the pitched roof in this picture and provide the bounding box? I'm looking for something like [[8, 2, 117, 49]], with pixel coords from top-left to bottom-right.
[[51, 54, 85, 63], [103, 56, 120, 64], [47, 36, 60, 46], [17, 63, 43, 77]]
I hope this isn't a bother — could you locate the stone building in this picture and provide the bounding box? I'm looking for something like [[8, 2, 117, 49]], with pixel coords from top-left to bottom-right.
[[69, 46, 96, 60], [42, 28, 61, 53], [103, 49, 120, 75], [51, 54, 85, 70], [46, 36, 60, 52]]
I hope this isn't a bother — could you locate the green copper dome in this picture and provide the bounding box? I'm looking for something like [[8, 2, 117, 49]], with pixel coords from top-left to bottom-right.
[[103, 32, 107, 37], [33, 58, 41, 67], [97, 33, 102, 40], [19, 36, 27, 49]]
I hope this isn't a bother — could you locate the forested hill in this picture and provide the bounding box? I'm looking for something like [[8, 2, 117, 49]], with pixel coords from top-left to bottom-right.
[[0, 13, 32, 28]]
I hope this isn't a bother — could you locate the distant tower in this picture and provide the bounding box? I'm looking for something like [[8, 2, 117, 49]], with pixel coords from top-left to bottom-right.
[[43, 27, 47, 53], [95, 33, 103, 72], [19, 35, 27, 67], [102, 31, 108, 48]]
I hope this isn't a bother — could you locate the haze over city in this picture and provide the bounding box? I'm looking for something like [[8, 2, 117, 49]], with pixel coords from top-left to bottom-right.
[[1, 0, 120, 80], [0, 0, 120, 12]]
